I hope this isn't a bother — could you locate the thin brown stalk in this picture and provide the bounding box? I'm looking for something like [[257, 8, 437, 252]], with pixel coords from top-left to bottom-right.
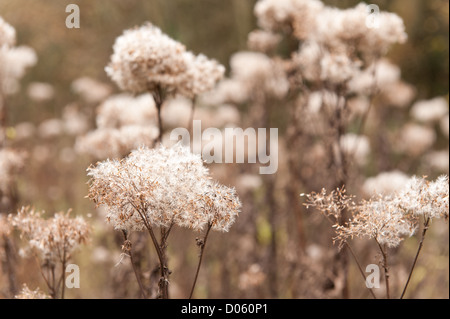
[[375, 238, 390, 299], [355, 59, 379, 138], [122, 231, 147, 299], [319, 214, 377, 298], [0, 94, 7, 149], [188, 97, 197, 135], [50, 264, 57, 298], [60, 249, 67, 299], [189, 223, 212, 299], [33, 255, 53, 297], [2, 236, 17, 296], [400, 217, 430, 299], [129, 204, 169, 298], [152, 86, 164, 143], [146, 225, 169, 299], [344, 242, 377, 299]]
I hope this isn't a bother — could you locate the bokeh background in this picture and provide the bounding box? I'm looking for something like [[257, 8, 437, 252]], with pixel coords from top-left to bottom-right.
[[0, 0, 448, 299], [2, 0, 448, 119]]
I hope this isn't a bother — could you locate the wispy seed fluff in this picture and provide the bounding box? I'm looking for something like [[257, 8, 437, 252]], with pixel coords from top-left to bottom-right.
[[0, 16, 37, 95], [0, 148, 26, 196], [105, 23, 225, 97], [15, 284, 50, 299], [10, 207, 90, 263], [340, 175, 448, 247], [87, 143, 241, 233], [398, 175, 449, 220], [335, 195, 419, 248], [0, 16, 16, 47], [75, 94, 159, 159], [0, 214, 12, 237], [410, 97, 449, 124], [304, 175, 448, 248]]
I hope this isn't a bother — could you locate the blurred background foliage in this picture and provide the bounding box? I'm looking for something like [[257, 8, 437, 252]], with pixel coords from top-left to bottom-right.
[[0, 0, 448, 299], [0, 0, 448, 124]]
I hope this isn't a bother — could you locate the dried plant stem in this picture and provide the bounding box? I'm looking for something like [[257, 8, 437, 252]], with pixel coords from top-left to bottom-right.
[[321, 214, 377, 298], [159, 226, 171, 299], [375, 238, 390, 299], [50, 264, 57, 298], [122, 231, 147, 299], [152, 86, 164, 143], [133, 206, 170, 298], [0, 94, 7, 148], [2, 236, 17, 296], [188, 96, 197, 135], [33, 255, 53, 297], [267, 179, 278, 298], [344, 242, 377, 299], [189, 223, 212, 299], [355, 58, 379, 138], [146, 225, 169, 299], [400, 217, 430, 299], [60, 250, 67, 299], [329, 89, 350, 298]]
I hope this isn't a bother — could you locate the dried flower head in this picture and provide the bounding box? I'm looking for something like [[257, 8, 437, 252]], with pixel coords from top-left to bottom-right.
[[229, 51, 289, 99], [320, 52, 362, 84], [306, 176, 448, 249], [363, 170, 410, 196], [335, 196, 418, 248], [96, 94, 157, 129], [26, 82, 55, 103], [256, 1, 406, 64], [71, 77, 112, 104], [0, 148, 26, 196], [398, 175, 449, 220], [247, 30, 281, 52], [200, 78, 249, 106], [339, 133, 371, 167], [105, 23, 187, 93], [292, 40, 322, 82], [161, 97, 192, 129], [105, 23, 224, 97], [410, 97, 449, 124], [176, 52, 225, 98], [254, 0, 323, 35], [302, 187, 355, 221], [62, 104, 89, 136], [10, 207, 90, 264], [38, 118, 64, 139], [15, 284, 50, 299], [398, 123, 436, 156], [0, 214, 12, 237], [0, 16, 15, 47], [185, 181, 241, 232], [76, 125, 158, 160], [76, 93, 160, 159], [239, 264, 266, 290], [424, 150, 450, 174], [87, 143, 241, 233], [0, 46, 37, 95]]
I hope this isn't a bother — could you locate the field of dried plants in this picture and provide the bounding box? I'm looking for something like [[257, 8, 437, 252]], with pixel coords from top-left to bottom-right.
[[0, 0, 448, 299]]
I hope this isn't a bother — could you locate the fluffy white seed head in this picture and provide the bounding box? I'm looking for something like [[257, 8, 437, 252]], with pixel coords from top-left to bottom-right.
[[105, 23, 224, 98], [363, 170, 410, 196], [410, 97, 449, 124], [398, 124, 436, 156], [0, 46, 37, 95], [11, 207, 90, 264], [0, 16, 16, 47], [87, 143, 241, 233]]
